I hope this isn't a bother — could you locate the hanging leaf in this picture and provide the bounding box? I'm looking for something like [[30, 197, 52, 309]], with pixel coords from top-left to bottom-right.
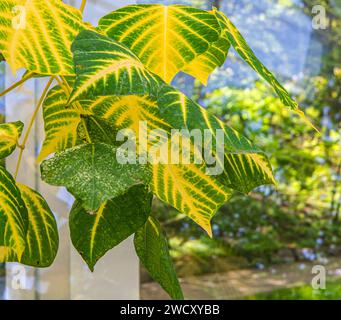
[[70, 185, 152, 271], [0, 53, 4, 62], [0, 121, 23, 159], [41, 143, 151, 211], [183, 36, 230, 85], [156, 85, 276, 193], [98, 4, 221, 83], [0, 165, 28, 262], [17, 184, 59, 267], [38, 85, 82, 162], [0, 0, 86, 75], [69, 30, 160, 102], [214, 9, 316, 129], [134, 216, 184, 300]]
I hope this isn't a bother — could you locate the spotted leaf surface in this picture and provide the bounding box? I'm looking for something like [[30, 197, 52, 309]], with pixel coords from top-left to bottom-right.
[[41, 143, 151, 211]]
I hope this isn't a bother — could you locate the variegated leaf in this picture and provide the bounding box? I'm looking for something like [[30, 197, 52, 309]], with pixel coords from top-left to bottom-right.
[[156, 85, 276, 194], [214, 9, 315, 128], [69, 30, 160, 102], [0, 121, 23, 159], [0, 0, 86, 75], [80, 94, 171, 150], [150, 143, 233, 236], [17, 184, 59, 267], [70, 185, 152, 271], [183, 36, 230, 85], [0, 165, 28, 262], [79, 95, 232, 235], [98, 4, 221, 83], [38, 85, 82, 162]]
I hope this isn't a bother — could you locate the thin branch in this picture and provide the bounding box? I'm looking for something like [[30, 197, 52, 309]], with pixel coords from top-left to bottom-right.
[[14, 77, 55, 179], [0, 72, 34, 98], [80, 0, 87, 13]]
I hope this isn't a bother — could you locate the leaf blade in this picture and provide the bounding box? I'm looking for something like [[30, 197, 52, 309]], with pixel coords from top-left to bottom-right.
[[0, 0, 86, 75], [0, 121, 23, 159], [17, 183, 59, 267], [134, 216, 184, 300], [0, 165, 28, 262], [41, 143, 151, 211], [69, 30, 160, 102]]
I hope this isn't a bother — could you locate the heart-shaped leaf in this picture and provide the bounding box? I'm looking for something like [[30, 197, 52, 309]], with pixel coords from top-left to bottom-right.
[[70, 185, 152, 271], [41, 143, 151, 211]]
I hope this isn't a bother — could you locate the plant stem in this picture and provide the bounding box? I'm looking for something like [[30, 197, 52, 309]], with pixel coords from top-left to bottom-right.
[[80, 0, 87, 13], [14, 77, 54, 179], [0, 72, 34, 98], [59, 76, 92, 143]]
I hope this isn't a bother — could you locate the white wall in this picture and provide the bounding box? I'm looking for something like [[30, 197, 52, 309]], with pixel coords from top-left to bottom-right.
[[5, 0, 140, 300]]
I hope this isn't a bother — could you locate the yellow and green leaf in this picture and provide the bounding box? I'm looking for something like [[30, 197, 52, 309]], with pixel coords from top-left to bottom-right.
[[0, 165, 28, 262], [0, 0, 86, 75], [98, 4, 221, 83], [214, 9, 316, 130], [0, 121, 23, 159], [69, 30, 160, 102], [183, 36, 230, 85], [38, 85, 82, 162], [17, 183, 59, 267], [156, 85, 276, 193], [79, 94, 233, 235]]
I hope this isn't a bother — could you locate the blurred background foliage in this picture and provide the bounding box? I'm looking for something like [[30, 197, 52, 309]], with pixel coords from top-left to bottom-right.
[[138, 0, 341, 288]]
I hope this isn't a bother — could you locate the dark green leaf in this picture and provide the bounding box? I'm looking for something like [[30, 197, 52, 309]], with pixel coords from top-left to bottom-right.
[[70, 185, 152, 271], [41, 143, 151, 211], [134, 216, 184, 300]]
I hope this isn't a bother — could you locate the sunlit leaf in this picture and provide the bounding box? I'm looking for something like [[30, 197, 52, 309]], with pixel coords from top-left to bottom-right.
[[38, 85, 82, 162], [70, 185, 152, 271], [156, 85, 276, 194], [98, 4, 221, 83], [0, 0, 86, 75], [0, 121, 23, 159], [69, 30, 160, 102], [0, 165, 28, 262], [17, 184, 59, 267], [183, 36, 230, 85], [41, 143, 151, 211], [214, 9, 316, 129], [134, 216, 184, 300]]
